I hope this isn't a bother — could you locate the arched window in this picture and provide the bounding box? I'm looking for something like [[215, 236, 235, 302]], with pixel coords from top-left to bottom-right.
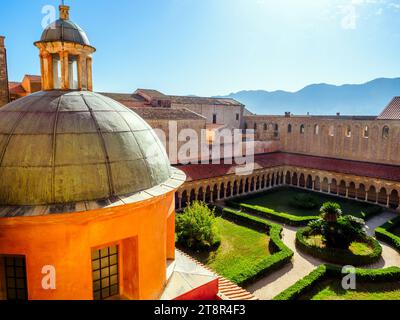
[[382, 126, 389, 139], [264, 123, 268, 131], [274, 124, 279, 137], [300, 125, 305, 134], [363, 126, 369, 138], [329, 125, 335, 137], [345, 126, 352, 138], [314, 124, 319, 135], [288, 124, 292, 133]]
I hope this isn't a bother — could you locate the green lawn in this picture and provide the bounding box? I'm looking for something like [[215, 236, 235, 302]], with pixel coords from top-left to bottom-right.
[[187, 217, 271, 284], [299, 279, 400, 300], [241, 187, 380, 218]]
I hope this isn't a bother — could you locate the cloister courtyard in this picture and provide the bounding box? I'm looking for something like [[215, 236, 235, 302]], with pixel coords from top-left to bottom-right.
[[177, 185, 400, 300]]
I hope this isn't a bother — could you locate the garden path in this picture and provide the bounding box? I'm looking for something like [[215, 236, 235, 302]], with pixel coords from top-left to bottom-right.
[[244, 210, 400, 300]]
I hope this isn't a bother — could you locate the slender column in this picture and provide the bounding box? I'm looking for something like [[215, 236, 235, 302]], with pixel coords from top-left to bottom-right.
[[87, 56, 93, 91], [77, 55, 82, 90], [346, 187, 349, 198], [60, 51, 69, 90], [312, 180, 315, 190], [328, 183, 331, 193], [387, 195, 390, 208], [41, 52, 53, 90], [375, 193, 379, 204], [178, 196, 182, 210]]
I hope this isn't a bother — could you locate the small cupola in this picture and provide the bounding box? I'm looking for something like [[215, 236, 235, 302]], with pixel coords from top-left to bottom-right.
[[34, 5, 96, 91]]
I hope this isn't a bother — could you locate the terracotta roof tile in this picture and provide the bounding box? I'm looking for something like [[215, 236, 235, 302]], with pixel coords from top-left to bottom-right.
[[170, 95, 244, 107], [132, 107, 206, 121], [378, 97, 400, 120], [8, 82, 26, 95]]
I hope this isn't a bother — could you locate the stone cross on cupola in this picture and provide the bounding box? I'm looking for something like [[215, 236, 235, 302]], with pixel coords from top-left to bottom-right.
[[34, 4, 96, 91]]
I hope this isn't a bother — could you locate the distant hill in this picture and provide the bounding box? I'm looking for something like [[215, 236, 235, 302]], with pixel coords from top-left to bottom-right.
[[216, 78, 400, 116]]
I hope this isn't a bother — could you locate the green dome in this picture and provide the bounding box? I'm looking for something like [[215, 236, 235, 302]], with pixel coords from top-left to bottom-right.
[[0, 90, 172, 206], [39, 19, 91, 46]]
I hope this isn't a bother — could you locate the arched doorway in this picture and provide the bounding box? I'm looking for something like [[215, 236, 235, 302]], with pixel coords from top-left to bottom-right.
[[321, 178, 329, 192], [338, 180, 347, 197], [367, 186, 377, 203], [389, 190, 399, 209], [314, 176, 321, 191], [348, 182, 356, 198], [330, 179, 338, 194], [285, 172, 291, 185], [357, 184, 366, 201], [291, 173, 298, 186], [378, 188, 387, 205]]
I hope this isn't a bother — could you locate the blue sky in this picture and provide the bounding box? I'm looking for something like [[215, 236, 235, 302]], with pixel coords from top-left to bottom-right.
[[1, 0, 400, 96]]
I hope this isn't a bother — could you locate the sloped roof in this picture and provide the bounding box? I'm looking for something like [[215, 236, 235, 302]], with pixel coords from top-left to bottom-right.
[[135, 89, 169, 100], [378, 97, 400, 120], [8, 82, 25, 95], [24, 75, 41, 82], [176, 152, 400, 182], [100, 92, 146, 103], [170, 95, 244, 107], [133, 107, 206, 121]]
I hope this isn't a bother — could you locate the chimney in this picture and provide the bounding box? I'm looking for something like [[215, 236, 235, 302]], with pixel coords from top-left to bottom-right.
[[336, 112, 341, 116], [284, 112, 291, 118], [0, 36, 10, 107], [59, 5, 70, 20]]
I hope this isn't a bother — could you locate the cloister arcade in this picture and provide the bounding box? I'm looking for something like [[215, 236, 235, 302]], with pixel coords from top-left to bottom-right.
[[176, 166, 400, 212]]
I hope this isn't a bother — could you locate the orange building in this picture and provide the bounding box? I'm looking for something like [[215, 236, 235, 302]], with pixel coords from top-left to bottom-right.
[[0, 5, 185, 300]]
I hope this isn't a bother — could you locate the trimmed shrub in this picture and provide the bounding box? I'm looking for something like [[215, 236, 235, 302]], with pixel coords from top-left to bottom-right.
[[234, 203, 317, 226], [375, 216, 400, 252], [176, 201, 221, 251], [274, 265, 400, 300], [226, 187, 383, 225], [218, 207, 294, 286], [296, 227, 382, 266], [274, 265, 328, 300]]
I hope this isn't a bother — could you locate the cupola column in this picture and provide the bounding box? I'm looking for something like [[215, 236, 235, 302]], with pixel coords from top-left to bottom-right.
[[60, 51, 70, 90], [87, 56, 93, 91], [40, 51, 54, 90]]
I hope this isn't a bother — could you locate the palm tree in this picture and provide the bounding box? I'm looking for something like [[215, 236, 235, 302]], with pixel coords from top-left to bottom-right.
[[320, 202, 342, 223]]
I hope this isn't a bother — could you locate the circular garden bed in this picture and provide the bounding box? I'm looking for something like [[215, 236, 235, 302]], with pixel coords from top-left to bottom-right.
[[296, 227, 382, 266]]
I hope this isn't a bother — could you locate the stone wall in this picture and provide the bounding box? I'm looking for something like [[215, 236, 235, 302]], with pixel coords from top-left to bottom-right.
[[245, 115, 400, 166], [0, 36, 9, 107], [144, 118, 206, 165], [171, 103, 244, 129]]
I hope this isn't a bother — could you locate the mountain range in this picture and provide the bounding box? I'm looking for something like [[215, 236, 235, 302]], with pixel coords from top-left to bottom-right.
[[217, 78, 400, 116]]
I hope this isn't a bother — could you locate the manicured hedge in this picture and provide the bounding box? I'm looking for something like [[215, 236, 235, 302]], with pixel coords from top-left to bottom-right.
[[296, 227, 382, 266], [225, 187, 383, 226], [214, 206, 294, 286], [274, 264, 400, 300], [375, 216, 400, 252], [233, 202, 317, 226]]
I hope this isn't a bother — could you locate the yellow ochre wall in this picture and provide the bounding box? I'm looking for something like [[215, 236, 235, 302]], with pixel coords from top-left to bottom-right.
[[0, 190, 176, 300]]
